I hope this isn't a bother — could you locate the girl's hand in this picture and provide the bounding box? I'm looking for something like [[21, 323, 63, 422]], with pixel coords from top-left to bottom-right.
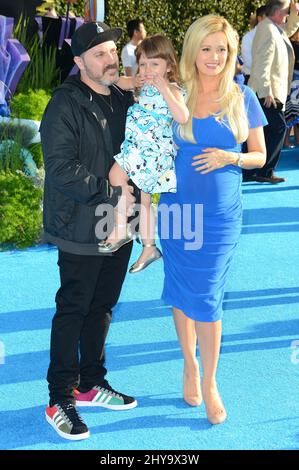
[[142, 73, 157, 87], [151, 74, 170, 94], [143, 74, 169, 93], [134, 74, 146, 88], [191, 148, 236, 174]]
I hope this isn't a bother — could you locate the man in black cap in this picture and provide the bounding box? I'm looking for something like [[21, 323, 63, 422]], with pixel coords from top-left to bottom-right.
[[41, 21, 138, 441]]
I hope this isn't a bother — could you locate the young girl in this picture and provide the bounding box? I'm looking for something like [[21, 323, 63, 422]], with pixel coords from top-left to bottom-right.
[[98, 35, 189, 273]]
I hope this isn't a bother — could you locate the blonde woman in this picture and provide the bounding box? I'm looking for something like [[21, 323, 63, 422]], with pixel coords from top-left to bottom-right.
[[158, 15, 267, 425]]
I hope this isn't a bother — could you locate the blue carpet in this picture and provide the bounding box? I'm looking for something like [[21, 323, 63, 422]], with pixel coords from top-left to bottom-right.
[[0, 149, 299, 450]]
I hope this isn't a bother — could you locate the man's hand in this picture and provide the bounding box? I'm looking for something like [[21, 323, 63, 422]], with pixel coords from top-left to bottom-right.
[[263, 95, 277, 108]]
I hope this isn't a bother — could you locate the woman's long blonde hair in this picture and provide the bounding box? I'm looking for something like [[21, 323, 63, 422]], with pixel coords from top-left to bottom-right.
[[178, 14, 248, 144]]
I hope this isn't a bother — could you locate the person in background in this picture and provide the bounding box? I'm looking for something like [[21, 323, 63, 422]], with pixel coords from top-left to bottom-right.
[[245, 0, 299, 184], [284, 27, 299, 147], [241, 5, 267, 84], [234, 30, 245, 85], [121, 18, 147, 76]]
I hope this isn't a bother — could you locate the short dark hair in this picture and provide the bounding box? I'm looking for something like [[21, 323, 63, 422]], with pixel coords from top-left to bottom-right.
[[127, 19, 143, 39], [265, 0, 289, 17], [256, 5, 267, 17]]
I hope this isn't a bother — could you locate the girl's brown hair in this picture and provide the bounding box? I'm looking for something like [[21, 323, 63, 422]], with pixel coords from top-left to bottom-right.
[[135, 35, 181, 84]]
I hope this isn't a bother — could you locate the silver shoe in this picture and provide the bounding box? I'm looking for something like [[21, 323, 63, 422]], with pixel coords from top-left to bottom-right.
[[129, 244, 162, 273], [98, 224, 133, 253], [98, 235, 133, 253]]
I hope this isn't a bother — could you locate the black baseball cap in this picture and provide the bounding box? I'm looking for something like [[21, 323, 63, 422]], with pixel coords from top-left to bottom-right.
[[71, 21, 122, 56]]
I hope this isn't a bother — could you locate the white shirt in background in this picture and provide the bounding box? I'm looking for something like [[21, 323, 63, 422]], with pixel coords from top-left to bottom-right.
[[241, 27, 257, 75], [121, 42, 138, 76]]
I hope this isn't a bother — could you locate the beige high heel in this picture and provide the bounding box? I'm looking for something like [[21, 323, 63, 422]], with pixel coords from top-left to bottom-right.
[[202, 385, 227, 425], [183, 371, 203, 407]]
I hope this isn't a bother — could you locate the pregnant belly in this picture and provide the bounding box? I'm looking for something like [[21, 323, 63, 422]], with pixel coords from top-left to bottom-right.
[[174, 150, 242, 213]]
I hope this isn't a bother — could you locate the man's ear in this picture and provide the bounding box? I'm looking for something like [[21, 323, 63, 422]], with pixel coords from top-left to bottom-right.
[[74, 55, 84, 71]]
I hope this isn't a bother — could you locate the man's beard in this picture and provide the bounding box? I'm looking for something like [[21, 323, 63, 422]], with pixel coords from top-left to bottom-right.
[[84, 62, 119, 86], [100, 71, 120, 86]]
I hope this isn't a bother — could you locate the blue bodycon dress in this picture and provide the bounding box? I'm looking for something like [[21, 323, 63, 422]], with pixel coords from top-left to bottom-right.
[[158, 85, 267, 322]]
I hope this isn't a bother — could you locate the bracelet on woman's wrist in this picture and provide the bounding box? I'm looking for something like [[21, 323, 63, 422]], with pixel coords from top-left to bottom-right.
[[236, 153, 245, 168]]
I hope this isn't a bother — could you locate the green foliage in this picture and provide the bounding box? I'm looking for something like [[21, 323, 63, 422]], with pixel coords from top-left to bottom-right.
[[13, 14, 29, 47], [13, 17, 60, 92], [0, 121, 37, 174], [0, 140, 38, 177], [10, 89, 51, 121], [106, 0, 263, 56], [151, 193, 160, 206], [28, 143, 44, 168], [53, 0, 85, 16], [0, 172, 43, 249], [19, 39, 59, 92], [55, 0, 263, 55], [51, 0, 265, 56], [0, 141, 23, 173], [0, 122, 37, 148]]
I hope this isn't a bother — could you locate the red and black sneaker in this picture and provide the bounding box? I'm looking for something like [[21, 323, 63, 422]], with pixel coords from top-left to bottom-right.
[[45, 402, 90, 440]]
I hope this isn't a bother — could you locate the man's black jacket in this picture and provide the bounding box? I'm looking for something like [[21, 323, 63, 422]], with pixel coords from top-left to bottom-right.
[[40, 74, 133, 255]]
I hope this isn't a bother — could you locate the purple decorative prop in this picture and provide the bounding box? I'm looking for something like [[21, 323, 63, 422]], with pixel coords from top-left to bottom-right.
[[37, 15, 83, 50], [0, 81, 11, 116], [0, 15, 13, 46], [65, 18, 83, 77], [0, 15, 30, 116], [0, 44, 11, 83], [5, 39, 30, 98], [0, 104, 10, 116], [35, 15, 43, 40], [69, 63, 78, 75], [63, 39, 78, 76], [59, 16, 83, 49], [75, 17, 84, 30], [58, 17, 68, 49], [0, 15, 13, 94]]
